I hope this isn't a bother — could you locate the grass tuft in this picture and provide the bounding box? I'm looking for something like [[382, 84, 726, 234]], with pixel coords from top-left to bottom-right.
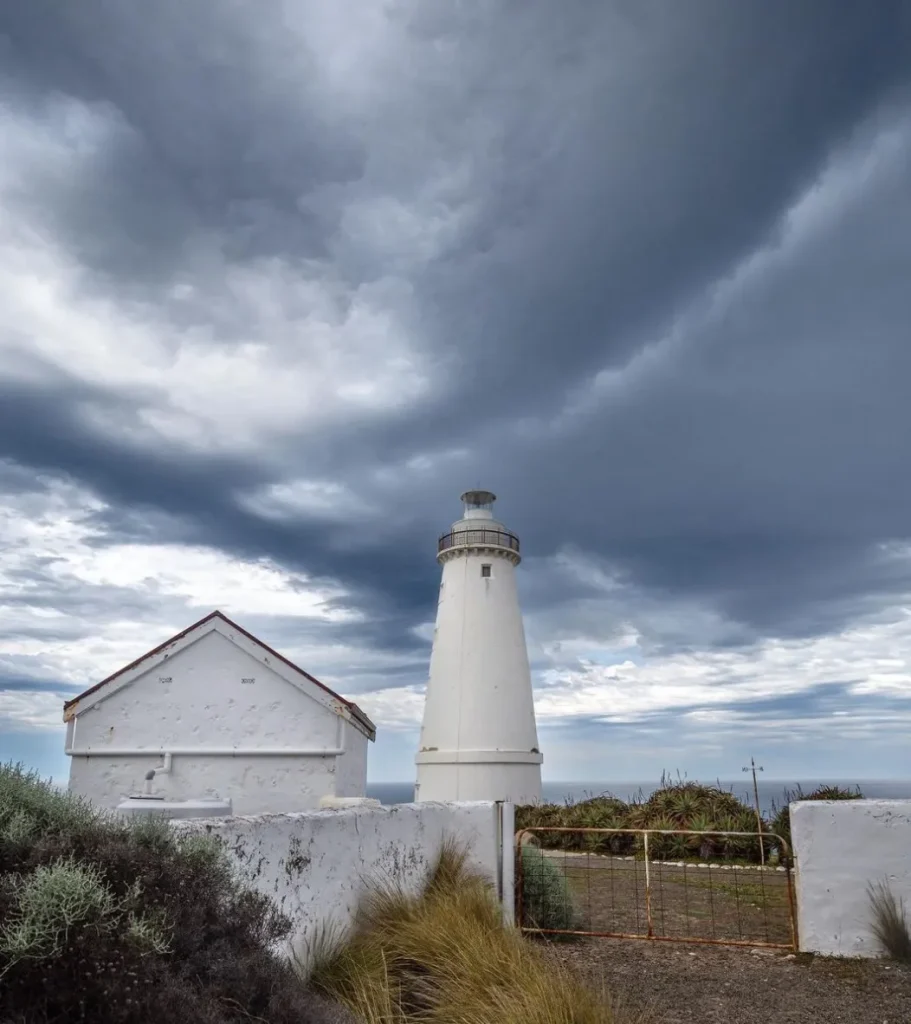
[[308, 836, 623, 1023], [867, 879, 911, 963]]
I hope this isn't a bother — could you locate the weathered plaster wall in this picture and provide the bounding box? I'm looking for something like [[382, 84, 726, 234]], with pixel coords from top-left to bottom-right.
[[332, 727, 368, 799], [791, 799, 911, 957], [176, 801, 502, 970], [69, 750, 364, 816], [67, 630, 368, 813]]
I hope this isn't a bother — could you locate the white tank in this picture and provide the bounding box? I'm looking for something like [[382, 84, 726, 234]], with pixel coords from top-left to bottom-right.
[[415, 489, 542, 803], [116, 797, 233, 819], [318, 796, 382, 809]]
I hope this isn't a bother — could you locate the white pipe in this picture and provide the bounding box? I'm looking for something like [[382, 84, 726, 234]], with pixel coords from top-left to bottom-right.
[[143, 753, 172, 795]]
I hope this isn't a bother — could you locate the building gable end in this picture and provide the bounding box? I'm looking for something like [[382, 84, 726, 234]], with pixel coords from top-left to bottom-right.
[[62, 611, 375, 740]]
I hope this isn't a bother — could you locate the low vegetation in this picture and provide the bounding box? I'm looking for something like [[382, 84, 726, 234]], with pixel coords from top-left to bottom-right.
[[0, 761, 348, 1024], [308, 838, 623, 1023], [517, 843, 580, 933], [867, 879, 911, 963], [768, 783, 863, 856], [516, 774, 865, 865]]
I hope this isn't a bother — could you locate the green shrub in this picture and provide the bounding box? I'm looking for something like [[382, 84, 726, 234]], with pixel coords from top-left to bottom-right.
[[637, 815, 688, 861], [517, 775, 871, 866], [516, 793, 638, 855], [516, 845, 579, 932], [0, 761, 346, 1024], [1, 857, 122, 965]]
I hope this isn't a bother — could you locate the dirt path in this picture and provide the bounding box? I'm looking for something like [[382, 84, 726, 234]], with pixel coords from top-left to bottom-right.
[[539, 938, 911, 1024]]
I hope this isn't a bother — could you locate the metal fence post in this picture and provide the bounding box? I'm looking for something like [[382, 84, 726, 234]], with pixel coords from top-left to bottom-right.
[[643, 831, 654, 938]]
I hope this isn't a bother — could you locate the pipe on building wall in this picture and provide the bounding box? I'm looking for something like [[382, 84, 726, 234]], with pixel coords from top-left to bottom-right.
[[142, 752, 172, 795]]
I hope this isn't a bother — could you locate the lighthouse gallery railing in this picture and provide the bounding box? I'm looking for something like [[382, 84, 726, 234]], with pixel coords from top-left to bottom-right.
[[438, 529, 520, 554]]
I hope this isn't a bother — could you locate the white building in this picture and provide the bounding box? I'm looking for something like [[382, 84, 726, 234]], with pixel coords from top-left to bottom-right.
[[63, 610, 376, 815], [415, 489, 542, 804]]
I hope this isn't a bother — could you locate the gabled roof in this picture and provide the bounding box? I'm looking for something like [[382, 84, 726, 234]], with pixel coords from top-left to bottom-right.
[[62, 610, 376, 741]]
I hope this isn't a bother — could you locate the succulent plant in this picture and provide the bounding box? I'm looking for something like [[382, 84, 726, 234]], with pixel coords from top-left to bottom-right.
[[685, 813, 721, 859]]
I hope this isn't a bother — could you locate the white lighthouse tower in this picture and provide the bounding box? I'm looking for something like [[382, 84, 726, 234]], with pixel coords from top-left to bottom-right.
[[415, 490, 542, 804]]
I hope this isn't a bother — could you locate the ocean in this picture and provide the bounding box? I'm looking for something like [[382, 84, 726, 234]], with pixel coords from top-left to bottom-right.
[[366, 779, 911, 816]]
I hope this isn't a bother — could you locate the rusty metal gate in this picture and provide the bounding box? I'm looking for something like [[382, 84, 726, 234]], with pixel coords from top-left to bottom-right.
[[515, 827, 797, 950]]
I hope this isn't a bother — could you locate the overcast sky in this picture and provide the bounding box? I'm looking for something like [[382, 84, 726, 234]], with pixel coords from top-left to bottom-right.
[[2, 1, 911, 788]]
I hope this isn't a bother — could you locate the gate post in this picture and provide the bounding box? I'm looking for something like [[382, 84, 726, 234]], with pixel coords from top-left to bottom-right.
[[643, 831, 654, 938], [497, 801, 516, 926]]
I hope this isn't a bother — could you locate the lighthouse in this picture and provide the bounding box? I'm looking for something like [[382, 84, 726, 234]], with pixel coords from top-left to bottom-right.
[[415, 490, 542, 804]]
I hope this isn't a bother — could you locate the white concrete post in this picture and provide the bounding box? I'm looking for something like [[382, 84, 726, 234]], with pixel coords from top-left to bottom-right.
[[791, 799, 911, 957], [498, 800, 516, 927]]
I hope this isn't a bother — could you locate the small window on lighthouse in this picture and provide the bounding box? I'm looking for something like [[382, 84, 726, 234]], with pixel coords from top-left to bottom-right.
[[481, 564, 492, 578]]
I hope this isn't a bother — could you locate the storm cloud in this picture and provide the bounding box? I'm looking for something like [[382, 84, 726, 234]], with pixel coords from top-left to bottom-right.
[[2, 0, 911, 782]]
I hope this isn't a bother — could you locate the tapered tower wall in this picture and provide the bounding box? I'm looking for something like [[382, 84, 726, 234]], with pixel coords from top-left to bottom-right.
[[415, 491, 542, 804]]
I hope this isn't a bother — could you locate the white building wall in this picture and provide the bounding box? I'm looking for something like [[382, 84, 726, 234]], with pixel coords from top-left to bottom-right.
[[333, 722, 369, 798], [791, 799, 911, 957], [175, 801, 503, 972], [67, 630, 368, 814]]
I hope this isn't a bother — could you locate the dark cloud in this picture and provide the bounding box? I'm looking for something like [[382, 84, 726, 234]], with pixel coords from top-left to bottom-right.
[[537, 682, 911, 780], [0, 0, 363, 289], [543, 681, 911, 732], [415, 4, 911, 421], [1, 0, 911, 701]]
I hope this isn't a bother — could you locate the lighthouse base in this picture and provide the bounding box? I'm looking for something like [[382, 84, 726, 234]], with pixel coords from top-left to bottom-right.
[[414, 750, 542, 804]]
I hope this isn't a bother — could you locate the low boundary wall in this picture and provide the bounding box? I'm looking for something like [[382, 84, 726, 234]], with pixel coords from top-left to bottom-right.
[[177, 800, 508, 970], [791, 799, 911, 957]]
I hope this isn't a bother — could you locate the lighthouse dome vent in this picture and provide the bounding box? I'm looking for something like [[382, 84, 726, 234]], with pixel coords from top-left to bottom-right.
[[438, 488, 520, 560]]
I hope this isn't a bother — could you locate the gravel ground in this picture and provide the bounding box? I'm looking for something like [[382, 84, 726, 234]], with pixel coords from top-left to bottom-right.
[[539, 937, 911, 1024]]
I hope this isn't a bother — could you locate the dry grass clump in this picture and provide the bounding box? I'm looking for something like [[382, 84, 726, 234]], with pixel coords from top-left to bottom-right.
[[868, 879, 911, 963], [308, 837, 622, 1024]]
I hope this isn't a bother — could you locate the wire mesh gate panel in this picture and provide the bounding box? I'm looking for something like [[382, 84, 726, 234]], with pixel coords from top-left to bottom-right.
[[515, 827, 797, 950]]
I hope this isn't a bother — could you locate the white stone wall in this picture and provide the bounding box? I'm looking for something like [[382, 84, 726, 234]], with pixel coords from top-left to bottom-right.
[[176, 801, 504, 972], [791, 799, 911, 957], [67, 629, 368, 814]]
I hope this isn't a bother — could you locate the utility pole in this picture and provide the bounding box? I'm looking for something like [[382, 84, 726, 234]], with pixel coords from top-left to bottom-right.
[[742, 757, 765, 866]]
